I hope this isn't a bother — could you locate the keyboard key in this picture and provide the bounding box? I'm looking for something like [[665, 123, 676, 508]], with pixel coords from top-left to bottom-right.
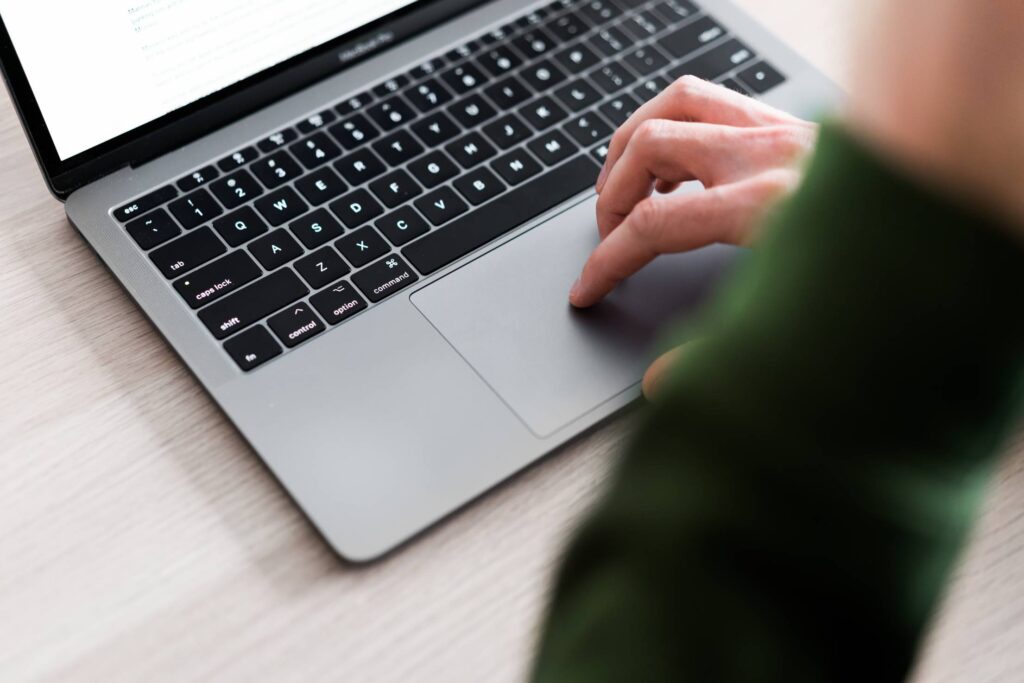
[[564, 112, 614, 145], [633, 75, 671, 102], [376, 205, 431, 245], [372, 75, 410, 98], [372, 130, 424, 166], [254, 187, 308, 226], [622, 10, 668, 40], [257, 128, 299, 153], [296, 110, 337, 134], [599, 92, 641, 125], [591, 142, 610, 164], [554, 44, 601, 72], [662, 16, 725, 59], [477, 46, 522, 77], [590, 62, 634, 94], [209, 169, 263, 209], [547, 12, 588, 41], [268, 303, 325, 347], [624, 45, 670, 75], [454, 167, 506, 205], [212, 206, 270, 247], [652, 0, 698, 24], [411, 111, 461, 147], [295, 247, 351, 289], [224, 325, 282, 371], [334, 148, 387, 186], [150, 226, 226, 278], [440, 63, 488, 94], [519, 96, 569, 130], [491, 149, 543, 185], [718, 77, 750, 95], [289, 208, 346, 248], [588, 26, 631, 57], [329, 114, 380, 150], [484, 76, 532, 110], [251, 150, 303, 188], [248, 229, 304, 270], [410, 57, 445, 80], [520, 60, 567, 92], [737, 60, 786, 94], [177, 165, 219, 192], [404, 78, 453, 113], [114, 185, 177, 222], [336, 225, 390, 267], [149, 223, 225, 278], [555, 80, 603, 111], [173, 251, 261, 309], [415, 186, 469, 225], [483, 114, 533, 149], [330, 189, 385, 229], [352, 255, 419, 303], [579, 0, 622, 26], [310, 280, 368, 325], [528, 130, 578, 166], [370, 169, 423, 208], [449, 94, 497, 128], [336, 91, 374, 114], [367, 96, 417, 131], [408, 151, 460, 188], [444, 41, 480, 64], [669, 39, 755, 81], [295, 167, 348, 205], [126, 209, 180, 250], [199, 268, 308, 339], [217, 147, 260, 172], [169, 188, 223, 229], [512, 28, 557, 59], [404, 155, 599, 275], [289, 132, 341, 169], [445, 132, 497, 168]]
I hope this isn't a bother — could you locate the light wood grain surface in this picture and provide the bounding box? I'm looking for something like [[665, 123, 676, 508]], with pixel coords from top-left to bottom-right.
[[1, 2, 1021, 681]]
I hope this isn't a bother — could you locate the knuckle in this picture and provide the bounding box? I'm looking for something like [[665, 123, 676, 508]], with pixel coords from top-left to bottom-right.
[[630, 199, 665, 243]]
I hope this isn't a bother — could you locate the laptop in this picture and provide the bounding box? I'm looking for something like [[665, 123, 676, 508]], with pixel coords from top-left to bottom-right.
[[0, 0, 839, 561]]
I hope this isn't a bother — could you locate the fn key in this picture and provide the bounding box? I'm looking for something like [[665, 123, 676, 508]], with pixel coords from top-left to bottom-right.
[[224, 326, 282, 371]]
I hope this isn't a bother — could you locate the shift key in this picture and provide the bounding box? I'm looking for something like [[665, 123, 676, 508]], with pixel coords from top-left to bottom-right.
[[173, 251, 261, 309], [199, 269, 309, 339]]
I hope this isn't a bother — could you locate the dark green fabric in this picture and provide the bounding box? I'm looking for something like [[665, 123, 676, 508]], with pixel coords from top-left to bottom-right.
[[532, 123, 1024, 682]]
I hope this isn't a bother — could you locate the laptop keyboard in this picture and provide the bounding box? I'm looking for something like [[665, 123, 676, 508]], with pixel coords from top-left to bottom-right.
[[111, 0, 786, 372]]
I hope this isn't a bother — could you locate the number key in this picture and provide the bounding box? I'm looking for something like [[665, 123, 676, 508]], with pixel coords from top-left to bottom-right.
[[251, 150, 303, 188], [210, 169, 263, 209], [169, 188, 223, 229]]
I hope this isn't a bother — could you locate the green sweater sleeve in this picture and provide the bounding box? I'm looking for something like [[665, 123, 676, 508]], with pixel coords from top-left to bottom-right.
[[532, 123, 1024, 683]]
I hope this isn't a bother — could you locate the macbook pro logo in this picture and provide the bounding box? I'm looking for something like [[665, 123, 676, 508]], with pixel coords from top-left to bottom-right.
[[338, 32, 396, 63]]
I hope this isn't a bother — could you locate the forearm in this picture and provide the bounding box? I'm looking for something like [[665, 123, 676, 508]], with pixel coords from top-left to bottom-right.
[[533, 123, 1024, 682]]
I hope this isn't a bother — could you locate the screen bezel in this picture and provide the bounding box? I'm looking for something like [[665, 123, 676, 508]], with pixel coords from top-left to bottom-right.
[[0, 0, 487, 199]]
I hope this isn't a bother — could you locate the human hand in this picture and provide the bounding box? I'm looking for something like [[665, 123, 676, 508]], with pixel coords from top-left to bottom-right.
[[568, 76, 817, 309]]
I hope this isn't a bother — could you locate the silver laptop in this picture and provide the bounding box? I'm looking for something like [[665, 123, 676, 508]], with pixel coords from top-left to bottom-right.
[[0, 0, 838, 560]]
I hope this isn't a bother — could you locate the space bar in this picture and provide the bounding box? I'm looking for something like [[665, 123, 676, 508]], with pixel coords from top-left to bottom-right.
[[403, 155, 600, 275]]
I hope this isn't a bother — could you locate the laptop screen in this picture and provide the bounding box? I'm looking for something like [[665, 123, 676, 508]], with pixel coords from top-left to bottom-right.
[[0, 0, 421, 161]]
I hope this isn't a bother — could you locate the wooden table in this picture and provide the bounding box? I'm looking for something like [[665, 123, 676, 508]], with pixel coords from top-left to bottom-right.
[[2, 2, 1021, 680]]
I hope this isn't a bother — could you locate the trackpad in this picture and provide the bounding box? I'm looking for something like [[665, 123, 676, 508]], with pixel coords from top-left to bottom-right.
[[410, 198, 739, 437]]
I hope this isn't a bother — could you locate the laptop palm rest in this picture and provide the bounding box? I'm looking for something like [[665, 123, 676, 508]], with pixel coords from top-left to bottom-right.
[[410, 197, 740, 437]]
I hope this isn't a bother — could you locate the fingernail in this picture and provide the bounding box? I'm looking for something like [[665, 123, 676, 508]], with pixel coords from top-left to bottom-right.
[[595, 164, 608, 193]]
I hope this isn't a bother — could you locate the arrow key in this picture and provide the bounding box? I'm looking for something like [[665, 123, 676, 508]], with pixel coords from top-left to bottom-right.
[[414, 186, 469, 226], [268, 303, 326, 348]]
